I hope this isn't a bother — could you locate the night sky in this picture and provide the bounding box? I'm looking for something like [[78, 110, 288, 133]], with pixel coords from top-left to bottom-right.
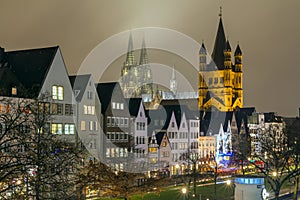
[[0, 0, 299, 117]]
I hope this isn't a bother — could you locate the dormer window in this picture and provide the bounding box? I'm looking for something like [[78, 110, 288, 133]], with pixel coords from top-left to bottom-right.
[[87, 91, 93, 99], [52, 85, 64, 100], [11, 87, 17, 96], [171, 122, 175, 128]]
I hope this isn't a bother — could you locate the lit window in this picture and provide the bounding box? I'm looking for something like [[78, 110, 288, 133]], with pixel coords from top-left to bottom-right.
[[88, 106, 92, 115], [94, 121, 98, 131], [52, 85, 64, 100], [106, 148, 110, 158], [150, 157, 157, 163], [120, 103, 124, 110], [91, 106, 95, 115], [162, 141, 167, 147], [84, 105, 95, 115], [149, 147, 157, 153], [81, 121, 86, 131], [87, 91, 93, 99], [65, 124, 75, 134], [58, 86, 64, 100], [52, 86, 57, 100], [84, 105, 88, 114], [51, 123, 62, 134], [89, 121, 93, 130]]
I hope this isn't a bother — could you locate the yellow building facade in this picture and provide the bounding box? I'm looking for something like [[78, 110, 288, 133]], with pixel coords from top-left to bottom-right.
[[198, 14, 243, 112]]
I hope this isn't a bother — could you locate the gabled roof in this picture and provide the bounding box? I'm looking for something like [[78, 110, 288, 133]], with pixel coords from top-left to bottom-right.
[[96, 82, 125, 114], [264, 112, 283, 123], [200, 107, 255, 135], [69, 74, 91, 102], [147, 100, 200, 134], [0, 46, 59, 98], [126, 98, 143, 117]]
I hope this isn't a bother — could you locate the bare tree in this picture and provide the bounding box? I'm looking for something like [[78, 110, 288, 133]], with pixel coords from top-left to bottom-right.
[[246, 124, 300, 200], [180, 151, 201, 198], [75, 159, 117, 199], [0, 97, 82, 199], [0, 97, 42, 199]]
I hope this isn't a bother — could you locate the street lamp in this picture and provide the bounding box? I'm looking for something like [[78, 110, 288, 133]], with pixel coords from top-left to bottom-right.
[[226, 180, 231, 199], [182, 187, 187, 200], [176, 164, 180, 175]]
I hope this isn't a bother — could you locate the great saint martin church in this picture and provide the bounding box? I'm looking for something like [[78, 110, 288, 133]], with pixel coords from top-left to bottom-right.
[[198, 10, 243, 112]]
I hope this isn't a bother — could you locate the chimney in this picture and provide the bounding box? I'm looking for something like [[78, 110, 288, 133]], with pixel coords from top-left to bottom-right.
[[0, 47, 4, 62]]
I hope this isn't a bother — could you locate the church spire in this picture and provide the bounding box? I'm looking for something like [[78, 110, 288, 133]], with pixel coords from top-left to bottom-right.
[[211, 7, 226, 70], [170, 65, 177, 95], [219, 6, 222, 18], [125, 32, 135, 66], [139, 38, 148, 65]]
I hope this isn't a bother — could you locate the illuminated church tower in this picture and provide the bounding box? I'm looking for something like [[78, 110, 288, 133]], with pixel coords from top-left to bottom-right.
[[120, 33, 153, 99], [198, 8, 243, 111]]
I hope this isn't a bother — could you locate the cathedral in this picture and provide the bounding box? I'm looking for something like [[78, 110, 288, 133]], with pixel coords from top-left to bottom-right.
[[198, 10, 243, 112], [120, 33, 153, 100]]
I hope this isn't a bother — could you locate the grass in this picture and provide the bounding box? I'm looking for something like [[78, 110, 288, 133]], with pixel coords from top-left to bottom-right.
[[96, 182, 234, 200]]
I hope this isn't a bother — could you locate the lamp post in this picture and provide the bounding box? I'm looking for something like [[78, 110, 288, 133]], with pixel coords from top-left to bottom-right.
[[176, 164, 180, 175], [226, 180, 231, 199], [182, 187, 187, 200]]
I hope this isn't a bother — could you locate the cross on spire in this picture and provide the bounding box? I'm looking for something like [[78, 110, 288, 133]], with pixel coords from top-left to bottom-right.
[[219, 6, 222, 17]]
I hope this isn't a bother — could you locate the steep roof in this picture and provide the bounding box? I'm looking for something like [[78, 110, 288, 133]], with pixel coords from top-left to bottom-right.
[[211, 17, 226, 70], [234, 44, 242, 55], [147, 100, 200, 134], [155, 132, 166, 146], [200, 107, 255, 135], [96, 82, 124, 114], [69, 74, 91, 102], [0, 46, 58, 98], [126, 98, 143, 116], [199, 43, 207, 54], [225, 40, 231, 51]]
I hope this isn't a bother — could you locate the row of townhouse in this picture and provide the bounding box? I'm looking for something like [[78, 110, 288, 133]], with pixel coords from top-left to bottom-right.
[[0, 45, 258, 177], [0, 46, 101, 164], [0, 46, 198, 174]]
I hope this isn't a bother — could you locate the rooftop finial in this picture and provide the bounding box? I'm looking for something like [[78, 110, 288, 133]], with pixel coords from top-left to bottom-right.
[[219, 6, 222, 17]]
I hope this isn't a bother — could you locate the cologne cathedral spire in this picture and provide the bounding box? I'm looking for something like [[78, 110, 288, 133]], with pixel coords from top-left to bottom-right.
[[120, 33, 153, 100]]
